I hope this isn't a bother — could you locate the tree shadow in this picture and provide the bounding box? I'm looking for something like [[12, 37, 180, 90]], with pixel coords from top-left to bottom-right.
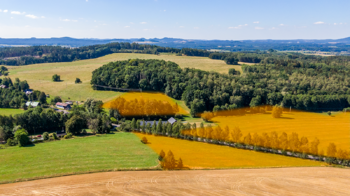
[[25, 143, 36, 147], [279, 117, 294, 119]]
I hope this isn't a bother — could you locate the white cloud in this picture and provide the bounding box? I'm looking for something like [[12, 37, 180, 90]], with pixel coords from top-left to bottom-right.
[[11, 11, 25, 15], [26, 14, 39, 19], [228, 24, 248, 29], [164, 10, 166, 12], [0, 9, 2, 12], [61, 19, 78, 22], [269, 27, 278, 30], [280, 24, 285, 26], [179, 26, 185, 28], [334, 23, 337, 25], [124, 26, 130, 28], [25, 25, 30, 28], [41, 16, 45, 19], [140, 22, 147, 24], [193, 27, 199, 29], [314, 21, 324, 25], [253, 21, 259, 24], [255, 27, 264, 30], [86, 0, 88, 1], [3, 10, 8, 13]]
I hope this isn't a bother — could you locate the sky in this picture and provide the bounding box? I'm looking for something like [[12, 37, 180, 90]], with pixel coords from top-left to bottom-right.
[[0, 0, 349, 40]]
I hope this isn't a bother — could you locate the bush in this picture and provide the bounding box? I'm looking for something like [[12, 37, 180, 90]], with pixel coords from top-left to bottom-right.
[[141, 137, 148, 144], [110, 117, 117, 124], [49, 132, 59, 140], [82, 129, 87, 135], [14, 129, 30, 147], [272, 105, 283, 118], [75, 78, 82, 84], [52, 74, 60, 82], [6, 138, 17, 146], [43, 132, 49, 140], [64, 132, 73, 139]]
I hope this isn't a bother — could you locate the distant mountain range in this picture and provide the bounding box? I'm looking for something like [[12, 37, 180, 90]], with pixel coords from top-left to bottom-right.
[[1, 37, 350, 52]]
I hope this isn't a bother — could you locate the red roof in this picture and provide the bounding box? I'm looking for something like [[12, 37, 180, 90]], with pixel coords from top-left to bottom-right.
[[56, 102, 69, 107]]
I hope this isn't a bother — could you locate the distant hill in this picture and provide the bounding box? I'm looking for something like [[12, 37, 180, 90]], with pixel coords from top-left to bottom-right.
[[0, 37, 350, 52]]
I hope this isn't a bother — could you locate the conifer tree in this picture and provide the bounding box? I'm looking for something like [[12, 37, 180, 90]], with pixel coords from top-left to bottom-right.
[[157, 119, 163, 134], [327, 143, 337, 157], [177, 158, 183, 169], [131, 118, 136, 131]]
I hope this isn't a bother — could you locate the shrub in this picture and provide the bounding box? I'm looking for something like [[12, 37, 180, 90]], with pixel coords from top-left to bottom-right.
[[141, 137, 148, 144], [272, 105, 283, 118], [6, 138, 17, 146], [14, 129, 30, 147], [52, 74, 60, 82], [110, 117, 117, 124], [75, 78, 82, 84], [82, 129, 87, 135], [52, 132, 59, 140], [64, 132, 73, 139], [43, 132, 49, 140]]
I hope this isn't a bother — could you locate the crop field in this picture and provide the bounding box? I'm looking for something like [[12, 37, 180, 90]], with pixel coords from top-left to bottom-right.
[[0, 132, 158, 183], [1, 167, 349, 195], [0, 108, 24, 116], [211, 109, 350, 152], [3, 53, 246, 102], [134, 133, 324, 169]]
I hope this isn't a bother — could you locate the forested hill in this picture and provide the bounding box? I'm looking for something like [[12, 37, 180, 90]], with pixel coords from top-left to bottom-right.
[[91, 59, 350, 115], [1, 37, 350, 52]]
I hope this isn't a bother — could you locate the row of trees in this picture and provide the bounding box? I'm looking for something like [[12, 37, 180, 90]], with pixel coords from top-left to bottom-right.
[[107, 97, 180, 118], [159, 150, 183, 169]]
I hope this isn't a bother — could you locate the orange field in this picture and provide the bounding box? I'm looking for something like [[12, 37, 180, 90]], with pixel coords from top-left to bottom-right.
[[210, 108, 350, 153], [134, 133, 324, 169], [103, 92, 188, 115]]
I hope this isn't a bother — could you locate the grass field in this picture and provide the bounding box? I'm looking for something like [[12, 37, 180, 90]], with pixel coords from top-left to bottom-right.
[[0, 108, 25, 116], [2, 53, 247, 102], [134, 133, 324, 169], [0, 132, 158, 183], [212, 109, 350, 152]]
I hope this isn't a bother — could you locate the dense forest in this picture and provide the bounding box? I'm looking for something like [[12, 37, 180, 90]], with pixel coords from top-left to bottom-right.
[[91, 58, 350, 114]]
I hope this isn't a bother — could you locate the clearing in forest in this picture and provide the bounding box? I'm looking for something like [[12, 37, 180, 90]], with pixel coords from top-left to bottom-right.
[[0, 108, 25, 116], [134, 132, 324, 169]]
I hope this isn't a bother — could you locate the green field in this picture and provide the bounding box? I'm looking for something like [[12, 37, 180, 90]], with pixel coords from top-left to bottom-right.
[[3, 53, 250, 102], [0, 132, 158, 183], [0, 108, 25, 116]]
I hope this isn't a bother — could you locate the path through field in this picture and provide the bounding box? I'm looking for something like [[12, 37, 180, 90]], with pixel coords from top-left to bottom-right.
[[0, 167, 349, 195]]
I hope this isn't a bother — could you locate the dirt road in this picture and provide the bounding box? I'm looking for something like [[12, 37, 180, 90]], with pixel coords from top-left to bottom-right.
[[0, 167, 349, 196]]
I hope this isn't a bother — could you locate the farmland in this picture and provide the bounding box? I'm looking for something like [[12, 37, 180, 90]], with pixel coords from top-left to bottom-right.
[[0, 132, 158, 183], [0, 108, 24, 116], [1, 167, 349, 195], [3, 53, 246, 102], [134, 133, 324, 169], [212, 109, 350, 152]]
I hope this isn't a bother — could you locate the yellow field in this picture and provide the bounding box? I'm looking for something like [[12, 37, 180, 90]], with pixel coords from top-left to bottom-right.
[[134, 133, 324, 168], [103, 92, 188, 115], [211, 109, 350, 152], [3, 53, 245, 102]]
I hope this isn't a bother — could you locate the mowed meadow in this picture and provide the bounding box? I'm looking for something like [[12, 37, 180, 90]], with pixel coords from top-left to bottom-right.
[[0, 133, 158, 183], [212, 109, 350, 152], [3, 53, 246, 102], [134, 133, 324, 169]]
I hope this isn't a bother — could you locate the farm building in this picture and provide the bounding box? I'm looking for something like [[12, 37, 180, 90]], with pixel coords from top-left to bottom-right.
[[24, 89, 33, 95], [26, 101, 40, 107], [140, 117, 177, 126], [56, 102, 72, 110], [65, 101, 73, 105]]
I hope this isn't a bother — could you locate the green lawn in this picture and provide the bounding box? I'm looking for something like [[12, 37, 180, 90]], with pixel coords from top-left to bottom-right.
[[0, 108, 25, 116], [0, 132, 158, 183]]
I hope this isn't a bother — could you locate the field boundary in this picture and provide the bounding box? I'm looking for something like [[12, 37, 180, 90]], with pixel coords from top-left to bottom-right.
[[0, 166, 161, 185]]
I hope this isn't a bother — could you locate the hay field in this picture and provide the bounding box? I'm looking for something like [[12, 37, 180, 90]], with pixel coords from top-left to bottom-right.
[[0, 108, 24, 116], [134, 133, 323, 169], [212, 110, 350, 152], [1, 167, 349, 195], [3, 53, 242, 101], [0, 132, 158, 183]]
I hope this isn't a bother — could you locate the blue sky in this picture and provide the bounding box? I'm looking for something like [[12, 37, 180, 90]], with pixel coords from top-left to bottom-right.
[[0, 0, 349, 40]]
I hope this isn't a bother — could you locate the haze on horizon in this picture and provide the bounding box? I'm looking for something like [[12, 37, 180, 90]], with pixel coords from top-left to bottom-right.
[[0, 0, 348, 40]]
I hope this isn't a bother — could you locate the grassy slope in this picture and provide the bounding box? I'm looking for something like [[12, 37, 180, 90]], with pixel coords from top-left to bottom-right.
[[0, 132, 158, 183], [134, 133, 324, 169], [3, 53, 249, 101], [0, 108, 25, 116]]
